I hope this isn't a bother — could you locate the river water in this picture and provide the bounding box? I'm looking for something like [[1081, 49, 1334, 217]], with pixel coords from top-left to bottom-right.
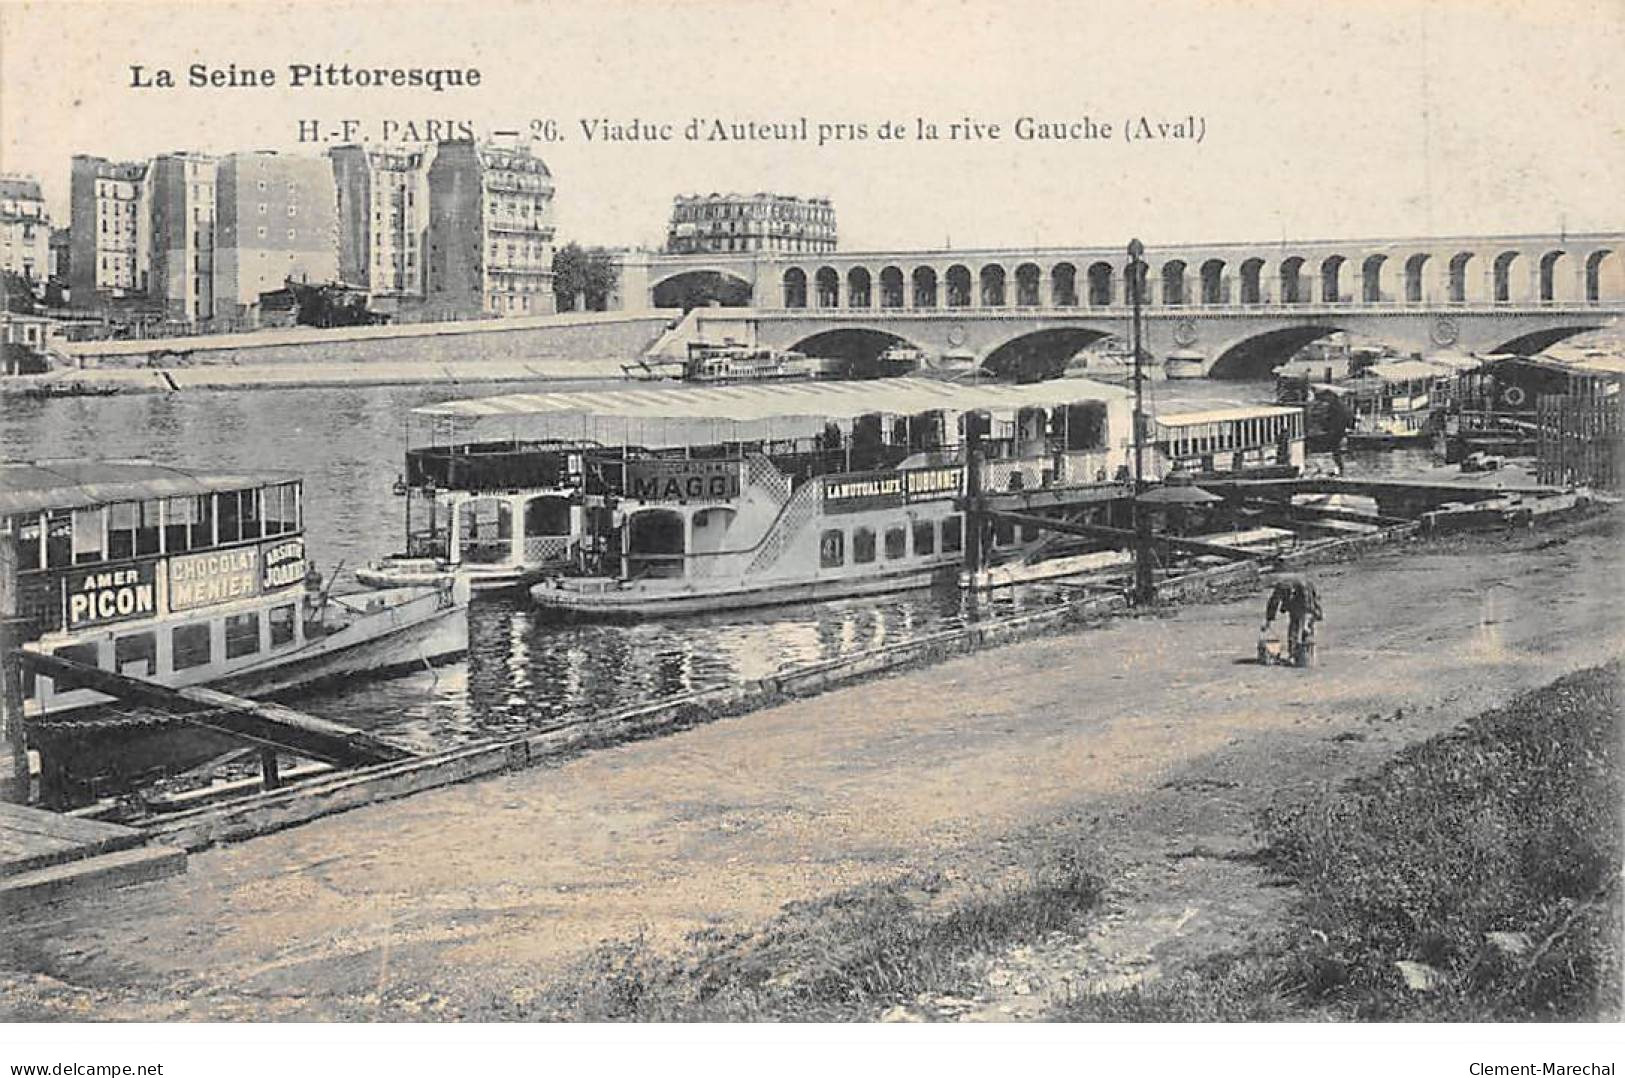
[[2, 378, 1181, 751], [5, 375, 1433, 752]]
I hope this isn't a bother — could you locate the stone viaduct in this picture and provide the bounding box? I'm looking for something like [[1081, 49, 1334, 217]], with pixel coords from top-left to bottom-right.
[[611, 232, 1624, 377]]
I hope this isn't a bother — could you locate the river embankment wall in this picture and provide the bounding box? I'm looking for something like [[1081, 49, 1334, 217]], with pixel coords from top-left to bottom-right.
[[9, 312, 675, 393]]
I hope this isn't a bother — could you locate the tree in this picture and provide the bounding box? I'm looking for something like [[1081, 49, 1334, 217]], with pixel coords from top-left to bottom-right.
[[552, 243, 617, 312], [287, 279, 384, 328]]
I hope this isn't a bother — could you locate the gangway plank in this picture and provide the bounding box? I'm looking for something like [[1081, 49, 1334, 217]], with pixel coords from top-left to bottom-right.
[[17, 652, 413, 768], [981, 509, 1261, 562]]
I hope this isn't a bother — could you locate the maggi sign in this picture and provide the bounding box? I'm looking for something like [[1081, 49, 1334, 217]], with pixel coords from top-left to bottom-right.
[[169, 547, 261, 612]]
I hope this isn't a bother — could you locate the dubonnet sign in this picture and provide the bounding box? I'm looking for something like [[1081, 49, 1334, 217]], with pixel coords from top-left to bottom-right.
[[823, 466, 962, 514]]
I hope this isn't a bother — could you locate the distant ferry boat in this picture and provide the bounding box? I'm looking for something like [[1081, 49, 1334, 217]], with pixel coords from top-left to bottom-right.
[[2, 460, 469, 721], [623, 341, 839, 384], [409, 379, 1305, 620]]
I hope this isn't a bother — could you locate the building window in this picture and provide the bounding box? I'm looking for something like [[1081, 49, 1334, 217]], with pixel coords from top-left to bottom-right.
[[172, 622, 212, 670], [225, 612, 261, 659]]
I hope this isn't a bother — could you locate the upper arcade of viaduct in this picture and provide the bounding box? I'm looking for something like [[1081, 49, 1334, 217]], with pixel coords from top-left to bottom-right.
[[615, 231, 1625, 314]]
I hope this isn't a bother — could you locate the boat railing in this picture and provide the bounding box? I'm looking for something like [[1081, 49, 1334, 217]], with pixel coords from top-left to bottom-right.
[[983, 450, 1116, 493]]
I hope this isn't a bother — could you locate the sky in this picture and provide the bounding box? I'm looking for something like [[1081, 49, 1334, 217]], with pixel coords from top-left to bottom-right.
[[0, 0, 1620, 251]]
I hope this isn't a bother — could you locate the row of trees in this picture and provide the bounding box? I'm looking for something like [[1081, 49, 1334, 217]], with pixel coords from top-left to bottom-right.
[[551, 243, 617, 312]]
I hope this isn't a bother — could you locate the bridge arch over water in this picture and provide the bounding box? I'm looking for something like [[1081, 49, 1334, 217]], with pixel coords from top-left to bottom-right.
[[982, 326, 1116, 381]]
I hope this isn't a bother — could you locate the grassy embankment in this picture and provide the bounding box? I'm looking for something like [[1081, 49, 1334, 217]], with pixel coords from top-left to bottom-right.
[[1058, 661, 1623, 1022], [497, 662, 1619, 1022]]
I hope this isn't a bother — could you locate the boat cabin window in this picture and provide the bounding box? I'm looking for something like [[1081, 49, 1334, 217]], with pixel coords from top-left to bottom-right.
[[107, 501, 161, 560], [262, 483, 300, 537], [72, 508, 106, 564], [172, 622, 212, 670], [9, 515, 42, 571], [819, 528, 845, 568], [1059, 402, 1109, 451], [912, 520, 935, 556], [218, 491, 242, 544], [238, 489, 263, 541], [269, 604, 297, 648], [884, 526, 907, 559], [114, 631, 157, 677], [163, 495, 213, 552], [45, 509, 74, 568], [225, 611, 261, 659], [941, 516, 963, 553], [993, 517, 1016, 547], [47, 641, 101, 695], [852, 526, 876, 564], [525, 496, 572, 537]]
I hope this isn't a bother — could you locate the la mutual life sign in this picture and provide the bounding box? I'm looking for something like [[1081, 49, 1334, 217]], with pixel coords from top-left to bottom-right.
[[823, 466, 963, 514], [169, 547, 261, 612], [65, 562, 158, 630]]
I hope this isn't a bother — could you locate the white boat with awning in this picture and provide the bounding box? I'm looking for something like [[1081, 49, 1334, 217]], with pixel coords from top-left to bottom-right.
[[416, 378, 1139, 619]]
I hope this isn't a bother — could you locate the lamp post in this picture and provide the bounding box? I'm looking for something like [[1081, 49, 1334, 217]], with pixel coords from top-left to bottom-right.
[[1128, 238, 1155, 604]]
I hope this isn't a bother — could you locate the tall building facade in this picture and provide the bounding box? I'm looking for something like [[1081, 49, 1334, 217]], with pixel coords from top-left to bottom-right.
[[69, 156, 148, 306], [666, 193, 837, 255], [329, 144, 429, 312], [146, 152, 216, 322], [425, 140, 555, 318], [212, 152, 338, 322], [0, 176, 50, 284]]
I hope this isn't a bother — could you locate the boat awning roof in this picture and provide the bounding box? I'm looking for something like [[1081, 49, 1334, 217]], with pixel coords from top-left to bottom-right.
[[0, 460, 299, 517], [413, 376, 1130, 424], [1153, 404, 1301, 427], [1356, 360, 1451, 381]]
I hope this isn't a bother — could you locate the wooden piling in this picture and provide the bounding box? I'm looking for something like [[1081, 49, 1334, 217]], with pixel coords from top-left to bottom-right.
[[0, 535, 28, 803]]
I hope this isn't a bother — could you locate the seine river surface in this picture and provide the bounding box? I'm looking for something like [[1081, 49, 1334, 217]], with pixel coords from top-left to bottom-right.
[[7, 374, 1429, 754], [7, 377, 1291, 752]]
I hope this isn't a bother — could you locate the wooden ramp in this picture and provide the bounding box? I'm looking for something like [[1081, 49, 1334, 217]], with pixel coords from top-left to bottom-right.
[[0, 802, 185, 912], [19, 651, 414, 768]]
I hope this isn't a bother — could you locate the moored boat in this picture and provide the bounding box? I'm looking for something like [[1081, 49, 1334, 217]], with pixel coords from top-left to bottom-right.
[[624, 340, 837, 383], [411, 379, 1307, 621], [356, 436, 592, 592], [1, 459, 469, 722]]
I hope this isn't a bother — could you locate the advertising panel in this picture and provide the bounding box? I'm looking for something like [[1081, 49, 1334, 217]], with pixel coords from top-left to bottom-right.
[[625, 459, 742, 502], [168, 547, 261, 612], [64, 561, 158, 630], [260, 537, 307, 591], [823, 466, 962, 514]]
